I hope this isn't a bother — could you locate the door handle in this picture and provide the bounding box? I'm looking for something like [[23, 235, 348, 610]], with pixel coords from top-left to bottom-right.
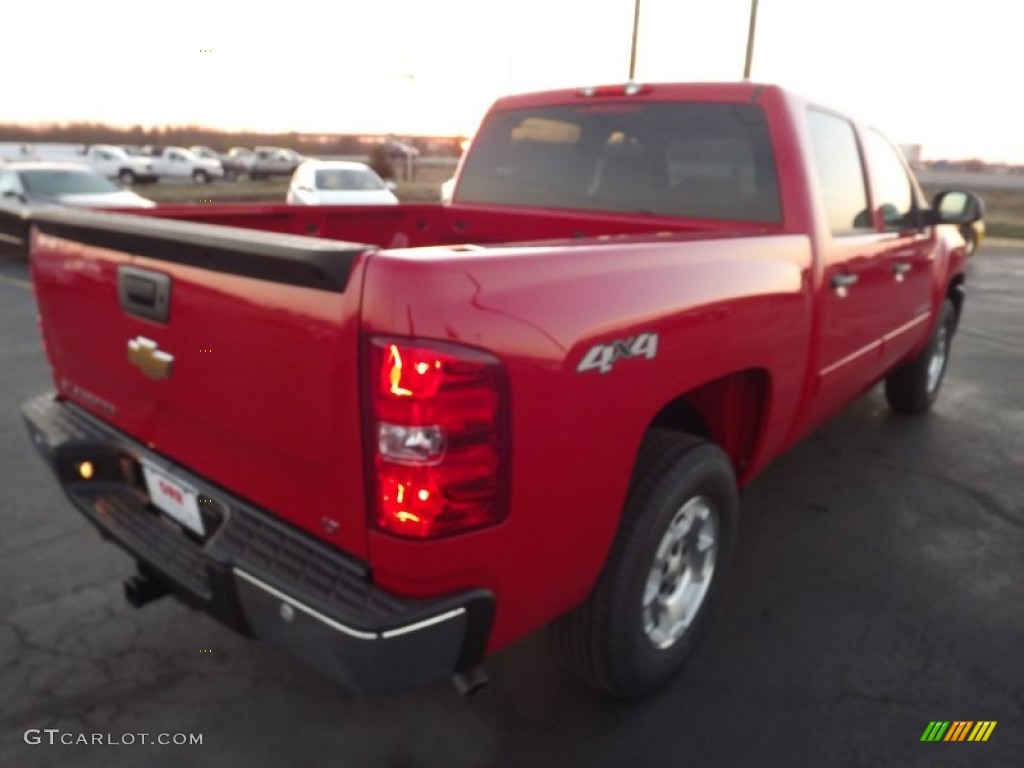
[[831, 273, 859, 289], [892, 261, 911, 283]]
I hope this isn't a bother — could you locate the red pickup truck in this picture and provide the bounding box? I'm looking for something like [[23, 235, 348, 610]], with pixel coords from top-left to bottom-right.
[[21, 82, 981, 698]]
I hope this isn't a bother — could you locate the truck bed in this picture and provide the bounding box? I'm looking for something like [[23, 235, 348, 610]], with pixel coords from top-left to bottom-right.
[[127, 200, 777, 249]]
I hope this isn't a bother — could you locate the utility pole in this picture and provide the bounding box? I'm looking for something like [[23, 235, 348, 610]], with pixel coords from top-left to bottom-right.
[[629, 0, 641, 80], [743, 0, 759, 80]]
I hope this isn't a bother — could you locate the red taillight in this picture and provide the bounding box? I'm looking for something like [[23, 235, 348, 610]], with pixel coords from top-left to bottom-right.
[[380, 344, 444, 398], [367, 338, 507, 539]]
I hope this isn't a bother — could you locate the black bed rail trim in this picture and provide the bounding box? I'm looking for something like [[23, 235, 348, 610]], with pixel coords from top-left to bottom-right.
[[29, 208, 371, 292]]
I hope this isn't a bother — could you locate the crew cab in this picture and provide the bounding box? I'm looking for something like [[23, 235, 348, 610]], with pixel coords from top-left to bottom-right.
[[249, 146, 302, 179], [222, 147, 256, 180], [79, 145, 159, 184], [148, 146, 224, 183], [20, 82, 981, 698]]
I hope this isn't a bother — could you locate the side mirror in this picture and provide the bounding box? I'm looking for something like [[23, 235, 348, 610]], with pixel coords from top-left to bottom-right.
[[385, 181, 398, 191], [930, 190, 984, 225]]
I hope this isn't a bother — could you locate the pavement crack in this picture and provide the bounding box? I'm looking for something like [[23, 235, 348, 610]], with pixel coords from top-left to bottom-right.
[[865, 457, 1023, 529], [833, 688, 921, 709], [958, 327, 1024, 354], [0, 526, 92, 559]]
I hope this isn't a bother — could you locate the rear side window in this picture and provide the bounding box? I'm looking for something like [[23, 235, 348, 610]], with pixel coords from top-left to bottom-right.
[[456, 102, 782, 223], [806, 109, 871, 235]]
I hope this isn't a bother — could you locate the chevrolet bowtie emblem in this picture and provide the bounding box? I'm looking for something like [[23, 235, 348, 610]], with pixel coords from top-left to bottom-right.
[[127, 337, 174, 380]]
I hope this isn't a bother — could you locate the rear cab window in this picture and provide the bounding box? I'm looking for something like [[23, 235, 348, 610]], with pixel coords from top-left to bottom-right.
[[456, 102, 782, 223]]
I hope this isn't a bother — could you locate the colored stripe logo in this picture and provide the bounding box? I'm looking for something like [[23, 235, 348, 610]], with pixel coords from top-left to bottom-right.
[[921, 721, 997, 742]]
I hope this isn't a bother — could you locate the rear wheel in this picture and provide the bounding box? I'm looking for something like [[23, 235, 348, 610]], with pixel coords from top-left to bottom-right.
[[551, 429, 739, 698], [885, 300, 956, 414]]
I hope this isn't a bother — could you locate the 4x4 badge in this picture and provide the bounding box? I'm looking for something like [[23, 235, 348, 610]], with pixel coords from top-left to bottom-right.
[[128, 337, 174, 381], [577, 332, 659, 374]]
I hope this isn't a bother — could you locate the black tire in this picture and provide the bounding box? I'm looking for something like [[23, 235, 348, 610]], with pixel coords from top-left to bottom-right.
[[192, 169, 210, 184], [551, 429, 739, 698], [118, 169, 136, 185], [885, 300, 957, 415]]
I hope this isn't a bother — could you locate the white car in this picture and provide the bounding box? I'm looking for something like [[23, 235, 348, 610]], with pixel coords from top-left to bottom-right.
[[286, 161, 399, 205], [0, 162, 153, 259], [0, 162, 155, 209]]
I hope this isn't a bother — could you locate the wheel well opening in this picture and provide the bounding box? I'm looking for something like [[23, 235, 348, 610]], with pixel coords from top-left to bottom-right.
[[648, 369, 770, 476], [651, 398, 709, 438]]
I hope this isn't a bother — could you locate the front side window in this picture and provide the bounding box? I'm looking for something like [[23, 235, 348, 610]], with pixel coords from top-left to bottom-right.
[[864, 129, 915, 231], [456, 101, 782, 223], [806, 109, 871, 236]]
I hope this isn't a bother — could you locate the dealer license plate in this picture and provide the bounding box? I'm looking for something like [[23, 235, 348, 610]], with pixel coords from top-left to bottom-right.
[[141, 460, 205, 536]]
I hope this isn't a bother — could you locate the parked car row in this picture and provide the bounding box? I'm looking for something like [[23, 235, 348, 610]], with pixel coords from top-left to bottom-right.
[[141, 145, 298, 182], [0, 156, 395, 262], [187, 145, 302, 180], [0, 142, 304, 184], [1, 143, 422, 211], [0, 143, 158, 184]]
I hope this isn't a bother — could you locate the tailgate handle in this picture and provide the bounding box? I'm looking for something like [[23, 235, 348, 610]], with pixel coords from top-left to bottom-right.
[[125, 275, 157, 306], [118, 266, 171, 323]]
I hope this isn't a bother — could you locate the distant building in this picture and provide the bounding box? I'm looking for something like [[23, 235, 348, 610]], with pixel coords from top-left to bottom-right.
[[898, 143, 922, 168]]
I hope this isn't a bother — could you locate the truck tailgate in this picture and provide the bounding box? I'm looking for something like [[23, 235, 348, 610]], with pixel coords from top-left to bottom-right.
[[29, 209, 373, 558]]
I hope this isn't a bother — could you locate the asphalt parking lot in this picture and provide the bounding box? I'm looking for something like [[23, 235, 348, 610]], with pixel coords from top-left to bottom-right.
[[1, 244, 1021, 768]]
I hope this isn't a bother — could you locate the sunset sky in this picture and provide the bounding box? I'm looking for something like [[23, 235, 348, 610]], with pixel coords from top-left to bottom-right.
[[9, 0, 1023, 162]]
